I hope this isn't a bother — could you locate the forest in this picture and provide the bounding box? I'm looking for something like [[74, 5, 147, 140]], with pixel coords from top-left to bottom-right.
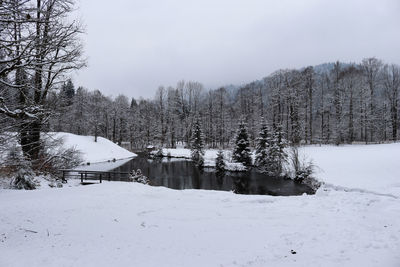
[[1, 2, 399, 162], [40, 59, 399, 149]]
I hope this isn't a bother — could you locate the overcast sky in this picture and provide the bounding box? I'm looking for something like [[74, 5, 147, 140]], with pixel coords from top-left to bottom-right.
[[73, 0, 400, 99]]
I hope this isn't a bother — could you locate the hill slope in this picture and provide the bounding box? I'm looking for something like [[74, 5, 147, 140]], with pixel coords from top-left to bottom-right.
[[53, 132, 136, 164]]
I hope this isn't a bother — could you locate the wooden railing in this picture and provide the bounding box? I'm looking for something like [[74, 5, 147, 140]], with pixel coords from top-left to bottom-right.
[[60, 169, 132, 184]]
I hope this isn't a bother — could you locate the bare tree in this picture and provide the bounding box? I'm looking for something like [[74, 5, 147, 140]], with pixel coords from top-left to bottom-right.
[[383, 64, 400, 140], [361, 58, 383, 142], [0, 0, 85, 166]]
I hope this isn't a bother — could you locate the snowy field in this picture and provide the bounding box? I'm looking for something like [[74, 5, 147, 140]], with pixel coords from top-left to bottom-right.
[[1, 141, 400, 266], [300, 143, 400, 197], [0, 183, 399, 267]]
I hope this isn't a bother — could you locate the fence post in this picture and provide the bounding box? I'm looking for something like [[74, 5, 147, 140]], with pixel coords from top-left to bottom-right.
[[81, 173, 83, 183], [99, 174, 102, 183], [108, 173, 111, 181]]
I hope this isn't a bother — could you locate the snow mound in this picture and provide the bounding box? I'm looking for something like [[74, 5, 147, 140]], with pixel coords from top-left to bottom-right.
[[301, 143, 400, 196], [50, 132, 136, 164]]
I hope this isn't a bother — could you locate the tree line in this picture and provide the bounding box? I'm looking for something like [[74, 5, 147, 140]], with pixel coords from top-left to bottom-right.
[[0, 2, 398, 163], [46, 58, 399, 149]]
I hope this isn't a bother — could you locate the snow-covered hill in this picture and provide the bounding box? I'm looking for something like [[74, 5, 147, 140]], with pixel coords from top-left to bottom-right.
[[53, 132, 136, 164]]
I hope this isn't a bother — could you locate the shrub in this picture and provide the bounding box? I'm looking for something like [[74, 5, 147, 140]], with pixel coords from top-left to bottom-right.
[[10, 163, 37, 190], [288, 146, 321, 191], [130, 169, 150, 185], [37, 136, 83, 175], [154, 147, 164, 158]]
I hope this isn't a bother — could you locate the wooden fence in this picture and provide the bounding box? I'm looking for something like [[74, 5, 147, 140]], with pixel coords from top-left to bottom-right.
[[60, 169, 132, 184]]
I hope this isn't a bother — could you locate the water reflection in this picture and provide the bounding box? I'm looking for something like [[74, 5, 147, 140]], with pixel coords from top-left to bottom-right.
[[232, 176, 250, 194], [111, 154, 313, 196]]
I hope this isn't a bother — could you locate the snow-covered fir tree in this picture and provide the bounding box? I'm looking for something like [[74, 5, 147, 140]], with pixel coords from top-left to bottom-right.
[[266, 125, 288, 176], [215, 150, 226, 179], [190, 118, 205, 168], [254, 121, 271, 172], [232, 121, 252, 167]]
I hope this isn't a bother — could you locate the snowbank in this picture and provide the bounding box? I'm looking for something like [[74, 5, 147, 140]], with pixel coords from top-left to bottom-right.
[[51, 132, 136, 164], [0, 182, 399, 267], [301, 143, 400, 197]]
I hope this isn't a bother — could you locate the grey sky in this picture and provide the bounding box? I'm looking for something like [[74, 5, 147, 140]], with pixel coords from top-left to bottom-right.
[[73, 0, 400, 99]]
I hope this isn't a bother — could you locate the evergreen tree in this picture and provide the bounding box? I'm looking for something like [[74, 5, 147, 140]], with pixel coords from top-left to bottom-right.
[[190, 118, 204, 168], [254, 121, 271, 172], [215, 150, 226, 179], [267, 125, 288, 176], [232, 121, 252, 167], [60, 79, 75, 106]]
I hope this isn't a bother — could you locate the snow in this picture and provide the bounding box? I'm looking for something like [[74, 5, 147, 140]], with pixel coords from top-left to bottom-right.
[[71, 158, 133, 172], [0, 183, 399, 267], [51, 132, 136, 164], [1, 143, 400, 266], [156, 148, 247, 171], [300, 143, 400, 197]]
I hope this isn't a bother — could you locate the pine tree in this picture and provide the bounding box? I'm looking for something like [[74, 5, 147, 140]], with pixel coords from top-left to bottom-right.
[[267, 125, 288, 176], [190, 118, 204, 168], [215, 150, 226, 179], [60, 79, 75, 106], [254, 121, 271, 172], [232, 121, 252, 167]]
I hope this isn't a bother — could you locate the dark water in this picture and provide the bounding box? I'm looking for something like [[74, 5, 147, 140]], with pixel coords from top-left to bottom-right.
[[111, 154, 314, 196]]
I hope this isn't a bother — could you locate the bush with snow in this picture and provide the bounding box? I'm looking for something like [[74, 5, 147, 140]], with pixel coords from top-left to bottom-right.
[[0, 134, 83, 189], [154, 147, 164, 158], [10, 163, 38, 190], [130, 169, 150, 185], [287, 146, 321, 191], [38, 136, 83, 175]]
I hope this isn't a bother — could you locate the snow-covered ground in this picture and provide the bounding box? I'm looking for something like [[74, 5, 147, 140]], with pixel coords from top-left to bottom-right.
[[0, 183, 399, 267], [1, 143, 400, 266], [53, 132, 136, 164], [300, 143, 400, 197]]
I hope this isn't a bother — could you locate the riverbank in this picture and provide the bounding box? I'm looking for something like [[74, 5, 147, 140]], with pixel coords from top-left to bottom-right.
[[154, 148, 247, 171], [158, 143, 400, 196]]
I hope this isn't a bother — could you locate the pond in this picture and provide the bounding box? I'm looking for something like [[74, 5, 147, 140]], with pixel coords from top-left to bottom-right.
[[110, 153, 314, 196]]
